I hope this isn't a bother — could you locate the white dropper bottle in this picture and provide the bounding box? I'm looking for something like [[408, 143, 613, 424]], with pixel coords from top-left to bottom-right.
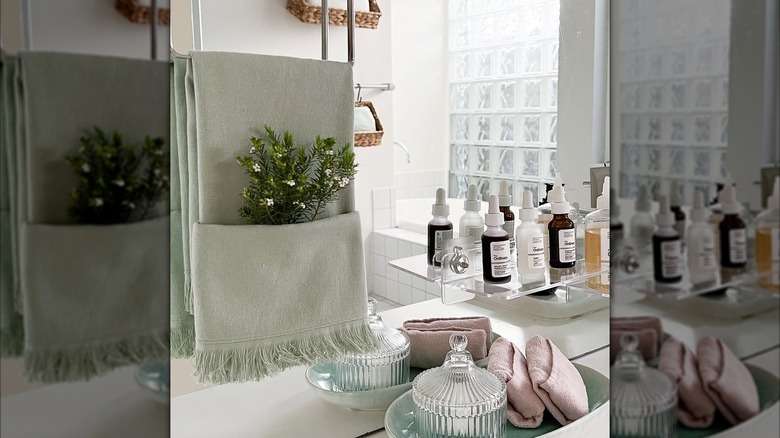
[[482, 195, 511, 284], [516, 190, 546, 283], [459, 184, 485, 246], [630, 184, 654, 253], [687, 190, 718, 286]]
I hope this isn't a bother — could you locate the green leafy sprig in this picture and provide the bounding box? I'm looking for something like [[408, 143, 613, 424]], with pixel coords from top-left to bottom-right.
[[236, 125, 358, 225], [65, 126, 168, 224]]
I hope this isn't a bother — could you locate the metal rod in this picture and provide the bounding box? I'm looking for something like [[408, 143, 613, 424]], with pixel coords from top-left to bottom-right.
[[21, 0, 33, 50], [192, 0, 203, 51], [321, 0, 329, 60], [353, 83, 395, 91], [347, 0, 355, 65], [150, 0, 158, 60]]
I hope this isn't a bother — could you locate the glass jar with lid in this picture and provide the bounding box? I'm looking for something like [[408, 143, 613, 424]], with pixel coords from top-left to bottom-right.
[[611, 333, 678, 437], [333, 298, 410, 391], [412, 332, 506, 438]]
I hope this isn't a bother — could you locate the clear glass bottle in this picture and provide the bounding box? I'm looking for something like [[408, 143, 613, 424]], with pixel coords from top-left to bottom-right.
[[516, 190, 546, 284], [611, 333, 678, 438], [427, 188, 453, 267], [687, 190, 718, 287], [333, 298, 411, 391], [630, 185, 654, 254], [572, 202, 586, 263], [459, 184, 485, 260], [412, 333, 507, 438], [585, 176, 610, 291], [756, 176, 780, 292]]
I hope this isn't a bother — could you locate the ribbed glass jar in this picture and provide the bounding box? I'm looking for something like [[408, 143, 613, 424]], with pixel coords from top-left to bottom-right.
[[333, 298, 410, 391], [412, 333, 507, 438], [611, 333, 678, 438]]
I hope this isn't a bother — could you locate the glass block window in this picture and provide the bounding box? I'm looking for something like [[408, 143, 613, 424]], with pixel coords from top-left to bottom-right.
[[448, 0, 560, 205], [615, 0, 730, 205]]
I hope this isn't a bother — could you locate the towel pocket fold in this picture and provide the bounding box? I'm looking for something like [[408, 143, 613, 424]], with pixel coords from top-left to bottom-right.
[[190, 211, 376, 383], [20, 217, 169, 382]]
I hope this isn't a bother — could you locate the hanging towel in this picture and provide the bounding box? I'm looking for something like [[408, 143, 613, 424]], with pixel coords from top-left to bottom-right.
[[16, 52, 169, 382], [658, 337, 717, 428], [487, 337, 546, 428], [170, 56, 194, 358], [0, 55, 24, 357], [186, 51, 373, 383]]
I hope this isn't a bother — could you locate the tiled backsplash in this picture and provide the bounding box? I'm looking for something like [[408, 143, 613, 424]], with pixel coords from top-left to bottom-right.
[[368, 229, 439, 306], [394, 170, 449, 200]]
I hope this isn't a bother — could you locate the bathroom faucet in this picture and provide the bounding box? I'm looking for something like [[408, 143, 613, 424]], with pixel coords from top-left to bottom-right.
[[393, 141, 411, 164]]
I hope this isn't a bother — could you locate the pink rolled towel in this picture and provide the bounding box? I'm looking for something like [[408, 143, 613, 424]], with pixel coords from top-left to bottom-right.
[[403, 316, 493, 348], [525, 335, 589, 425], [400, 327, 487, 369], [697, 336, 759, 425], [610, 316, 663, 362], [488, 337, 546, 428], [658, 337, 717, 428]]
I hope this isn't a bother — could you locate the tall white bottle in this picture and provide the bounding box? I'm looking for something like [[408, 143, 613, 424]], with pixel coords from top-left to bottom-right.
[[686, 190, 718, 286], [516, 190, 546, 283], [459, 184, 485, 258]]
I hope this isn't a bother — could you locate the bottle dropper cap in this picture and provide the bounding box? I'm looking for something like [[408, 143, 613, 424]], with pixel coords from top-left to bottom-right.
[[463, 184, 481, 212], [767, 176, 780, 210], [485, 195, 505, 227], [518, 190, 538, 221], [498, 181, 512, 207], [669, 180, 681, 207], [596, 176, 610, 210], [548, 173, 570, 214], [656, 195, 675, 227], [719, 179, 742, 215], [635, 185, 651, 212], [431, 188, 450, 216], [690, 190, 708, 222]]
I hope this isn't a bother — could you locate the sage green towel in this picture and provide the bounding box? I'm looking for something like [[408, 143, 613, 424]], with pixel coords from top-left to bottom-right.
[[192, 212, 373, 383], [16, 52, 170, 381], [186, 52, 372, 383], [1, 55, 23, 357], [21, 219, 169, 382]]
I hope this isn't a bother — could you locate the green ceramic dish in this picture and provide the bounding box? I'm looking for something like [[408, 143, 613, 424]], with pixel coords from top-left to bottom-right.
[[677, 364, 780, 437], [384, 363, 610, 437]]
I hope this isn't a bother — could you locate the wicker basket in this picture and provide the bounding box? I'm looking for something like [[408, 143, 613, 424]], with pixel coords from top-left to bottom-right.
[[354, 101, 383, 147], [115, 0, 170, 26], [286, 0, 382, 29]]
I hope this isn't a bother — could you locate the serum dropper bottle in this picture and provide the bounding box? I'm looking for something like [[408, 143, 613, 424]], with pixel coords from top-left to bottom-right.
[[458, 184, 485, 254], [687, 190, 718, 286], [653, 195, 682, 283], [547, 174, 576, 269], [498, 181, 516, 260], [427, 188, 453, 267], [756, 176, 780, 291], [718, 181, 747, 271], [585, 176, 611, 291], [482, 194, 512, 283], [516, 190, 546, 284]]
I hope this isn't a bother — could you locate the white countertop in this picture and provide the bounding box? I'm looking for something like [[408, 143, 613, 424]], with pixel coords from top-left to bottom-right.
[[170, 298, 610, 438]]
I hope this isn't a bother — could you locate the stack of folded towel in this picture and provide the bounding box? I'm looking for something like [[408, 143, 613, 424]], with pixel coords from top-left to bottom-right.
[[400, 316, 493, 368], [610, 316, 663, 363]]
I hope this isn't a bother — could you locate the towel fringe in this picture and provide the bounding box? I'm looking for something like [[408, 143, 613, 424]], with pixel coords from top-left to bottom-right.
[[23, 328, 169, 383], [0, 318, 24, 358], [170, 318, 195, 358], [194, 320, 377, 384]]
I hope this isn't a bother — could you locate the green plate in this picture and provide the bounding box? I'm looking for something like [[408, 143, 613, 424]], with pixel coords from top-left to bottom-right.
[[384, 363, 610, 437], [677, 364, 780, 437]]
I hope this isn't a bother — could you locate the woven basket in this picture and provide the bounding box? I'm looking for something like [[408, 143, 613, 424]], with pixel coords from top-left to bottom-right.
[[286, 0, 382, 29], [115, 0, 170, 26], [354, 101, 383, 147]]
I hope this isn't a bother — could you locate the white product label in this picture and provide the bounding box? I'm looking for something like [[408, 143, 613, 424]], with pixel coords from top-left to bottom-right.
[[558, 229, 576, 263], [527, 235, 546, 269], [661, 240, 681, 278], [434, 229, 453, 256], [503, 221, 516, 255], [490, 240, 512, 277], [466, 225, 484, 240], [697, 234, 717, 270], [772, 228, 780, 263], [600, 228, 610, 284], [728, 228, 747, 263]]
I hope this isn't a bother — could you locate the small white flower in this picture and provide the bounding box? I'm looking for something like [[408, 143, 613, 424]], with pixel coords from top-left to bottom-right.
[[286, 180, 296, 187], [325, 169, 332, 176], [325, 150, 334, 156], [339, 177, 350, 188], [155, 149, 163, 156], [113, 179, 125, 187], [250, 146, 257, 154], [153, 168, 162, 177], [128, 202, 135, 210], [266, 198, 274, 206], [253, 163, 262, 173], [82, 163, 90, 173], [94, 198, 103, 207], [276, 153, 283, 159]]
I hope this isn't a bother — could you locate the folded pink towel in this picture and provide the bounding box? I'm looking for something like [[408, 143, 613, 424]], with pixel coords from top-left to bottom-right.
[[658, 337, 717, 428], [697, 336, 759, 425], [610, 316, 663, 362], [488, 337, 546, 428], [400, 327, 487, 368], [526, 336, 589, 425], [403, 316, 493, 348]]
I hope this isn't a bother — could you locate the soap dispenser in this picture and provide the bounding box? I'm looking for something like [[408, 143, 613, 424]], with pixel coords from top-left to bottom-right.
[[498, 181, 516, 260], [516, 190, 546, 283], [756, 176, 780, 291], [459, 184, 485, 254], [547, 174, 576, 269], [718, 180, 747, 270], [482, 194, 511, 283], [687, 190, 718, 286], [585, 176, 610, 291], [652, 195, 682, 283], [427, 188, 453, 267], [630, 185, 654, 253]]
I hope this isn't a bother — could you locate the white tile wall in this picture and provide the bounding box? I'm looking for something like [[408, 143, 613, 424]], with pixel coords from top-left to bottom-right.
[[369, 228, 437, 306], [394, 170, 450, 200], [372, 187, 396, 231]]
